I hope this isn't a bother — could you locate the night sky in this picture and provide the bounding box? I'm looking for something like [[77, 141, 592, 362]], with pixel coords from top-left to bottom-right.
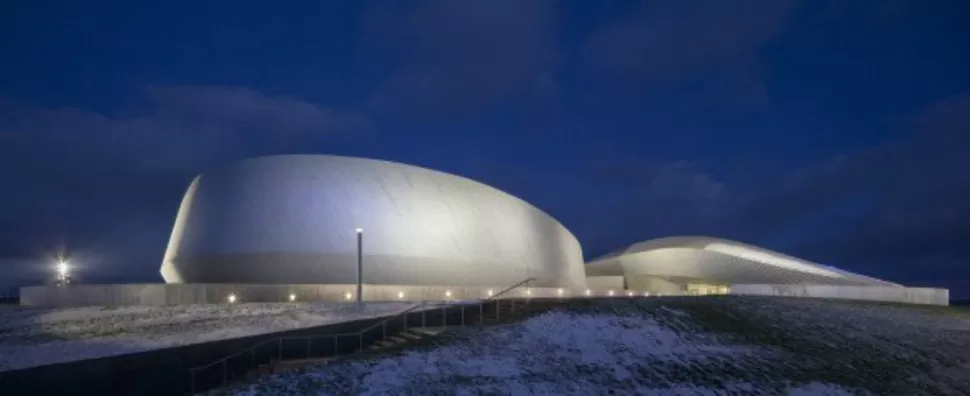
[[1, 1, 968, 297]]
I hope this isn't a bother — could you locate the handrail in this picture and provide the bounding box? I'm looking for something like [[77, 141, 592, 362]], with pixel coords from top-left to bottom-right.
[[352, 276, 535, 336], [487, 277, 535, 301], [188, 277, 535, 375]]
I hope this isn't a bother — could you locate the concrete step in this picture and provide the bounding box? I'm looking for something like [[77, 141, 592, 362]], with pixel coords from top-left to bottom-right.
[[411, 327, 448, 336], [275, 356, 337, 367], [400, 331, 422, 340], [388, 336, 407, 343]]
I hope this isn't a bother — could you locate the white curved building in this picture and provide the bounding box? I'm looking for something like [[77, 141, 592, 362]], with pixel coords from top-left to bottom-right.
[[585, 236, 901, 295], [160, 155, 586, 289]]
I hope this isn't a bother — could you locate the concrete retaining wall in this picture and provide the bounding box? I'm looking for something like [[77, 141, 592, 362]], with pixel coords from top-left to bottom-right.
[[730, 284, 949, 306], [626, 276, 684, 295], [20, 283, 575, 307], [585, 276, 624, 291]]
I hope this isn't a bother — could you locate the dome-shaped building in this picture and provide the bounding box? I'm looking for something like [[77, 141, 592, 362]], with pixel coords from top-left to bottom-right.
[[160, 155, 585, 289], [585, 236, 900, 295]]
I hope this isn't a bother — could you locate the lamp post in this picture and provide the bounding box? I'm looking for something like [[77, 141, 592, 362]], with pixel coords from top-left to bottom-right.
[[356, 228, 363, 305], [56, 261, 69, 285]]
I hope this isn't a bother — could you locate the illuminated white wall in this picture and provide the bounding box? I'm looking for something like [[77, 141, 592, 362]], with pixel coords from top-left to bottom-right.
[[161, 155, 585, 289]]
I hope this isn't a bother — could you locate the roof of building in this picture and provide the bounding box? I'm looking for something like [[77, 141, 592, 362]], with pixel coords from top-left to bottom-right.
[[586, 236, 900, 287]]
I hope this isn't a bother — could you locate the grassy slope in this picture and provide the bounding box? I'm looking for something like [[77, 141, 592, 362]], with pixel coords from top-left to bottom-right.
[[618, 297, 970, 395], [231, 297, 970, 396]]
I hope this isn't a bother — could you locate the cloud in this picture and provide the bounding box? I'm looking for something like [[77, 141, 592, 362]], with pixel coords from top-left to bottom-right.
[[583, 0, 801, 84], [550, 94, 969, 293], [563, 158, 743, 257], [0, 85, 367, 278], [740, 93, 970, 286], [364, 0, 560, 117]]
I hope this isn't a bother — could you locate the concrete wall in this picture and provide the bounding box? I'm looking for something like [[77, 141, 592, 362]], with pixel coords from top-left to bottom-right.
[[20, 283, 580, 308], [730, 284, 949, 306], [585, 276, 624, 291], [626, 275, 684, 294]]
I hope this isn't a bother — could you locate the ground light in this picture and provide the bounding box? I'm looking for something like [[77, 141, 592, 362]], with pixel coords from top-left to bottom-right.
[[227, 293, 237, 303], [344, 292, 352, 300], [289, 293, 296, 302], [608, 290, 615, 296], [644, 291, 650, 297], [627, 291, 634, 297], [585, 289, 591, 296], [445, 290, 452, 298], [398, 291, 405, 299], [557, 288, 563, 296]]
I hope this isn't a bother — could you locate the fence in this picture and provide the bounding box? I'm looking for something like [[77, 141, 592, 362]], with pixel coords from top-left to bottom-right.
[[187, 277, 536, 393]]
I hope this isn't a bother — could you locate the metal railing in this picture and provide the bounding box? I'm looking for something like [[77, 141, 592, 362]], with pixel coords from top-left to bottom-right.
[[188, 277, 535, 394]]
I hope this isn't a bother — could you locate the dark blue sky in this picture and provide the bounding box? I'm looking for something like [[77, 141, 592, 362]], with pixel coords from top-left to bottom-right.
[[2, 0, 968, 296]]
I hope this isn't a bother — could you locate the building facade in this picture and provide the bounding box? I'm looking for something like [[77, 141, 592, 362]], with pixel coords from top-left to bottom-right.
[[584, 236, 946, 305], [160, 155, 586, 290]]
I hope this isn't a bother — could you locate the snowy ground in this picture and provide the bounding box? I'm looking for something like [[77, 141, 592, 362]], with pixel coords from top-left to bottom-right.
[[231, 297, 970, 395], [0, 302, 416, 371]]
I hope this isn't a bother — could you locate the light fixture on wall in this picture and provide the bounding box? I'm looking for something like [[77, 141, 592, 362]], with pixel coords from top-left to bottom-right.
[[608, 290, 615, 296], [344, 292, 353, 300], [289, 293, 296, 302], [228, 293, 237, 303], [398, 291, 405, 299], [445, 290, 452, 298], [585, 289, 591, 296], [487, 289, 494, 297], [557, 288, 563, 296]]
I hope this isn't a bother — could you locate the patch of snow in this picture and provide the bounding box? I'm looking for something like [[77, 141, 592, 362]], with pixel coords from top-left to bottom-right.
[[235, 310, 766, 395], [0, 302, 415, 371], [234, 297, 970, 395]]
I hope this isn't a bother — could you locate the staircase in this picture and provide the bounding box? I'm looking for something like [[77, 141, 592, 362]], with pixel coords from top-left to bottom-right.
[[187, 278, 557, 393], [251, 298, 564, 377]]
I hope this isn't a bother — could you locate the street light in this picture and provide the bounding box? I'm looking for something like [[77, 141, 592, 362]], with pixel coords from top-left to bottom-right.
[[56, 261, 70, 285], [356, 228, 363, 305]]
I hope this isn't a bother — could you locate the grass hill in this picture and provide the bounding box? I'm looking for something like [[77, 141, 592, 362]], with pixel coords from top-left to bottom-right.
[[231, 296, 970, 395]]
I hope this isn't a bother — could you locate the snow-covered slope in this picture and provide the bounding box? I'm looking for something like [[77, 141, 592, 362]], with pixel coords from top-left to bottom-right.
[[234, 297, 970, 395], [0, 302, 414, 371]]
